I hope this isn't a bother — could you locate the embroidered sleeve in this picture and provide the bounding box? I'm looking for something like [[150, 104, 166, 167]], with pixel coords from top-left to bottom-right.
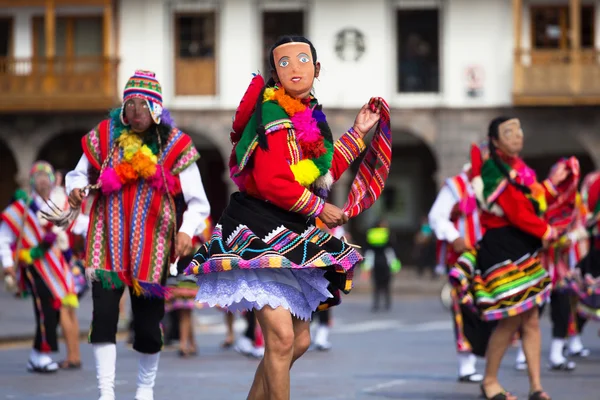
[[81, 123, 104, 171], [330, 128, 366, 181], [542, 179, 559, 204], [172, 145, 200, 175], [252, 129, 325, 217], [496, 184, 555, 240]]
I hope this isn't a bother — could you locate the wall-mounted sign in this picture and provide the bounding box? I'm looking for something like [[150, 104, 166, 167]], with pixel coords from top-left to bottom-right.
[[465, 65, 484, 98], [335, 28, 366, 62]]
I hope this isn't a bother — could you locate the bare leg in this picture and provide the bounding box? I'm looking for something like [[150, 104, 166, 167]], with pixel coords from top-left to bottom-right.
[[482, 315, 521, 400], [60, 306, 81, 364], [521, 308, 549, 397], [289, 317, 311, 369], [223, 311, 235, 347], [188, 310, 197, 354], [247, 307, 294, 400], [179, 310, 191, 354]]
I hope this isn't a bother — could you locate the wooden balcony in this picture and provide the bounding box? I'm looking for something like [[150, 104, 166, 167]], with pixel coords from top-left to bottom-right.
[[0, 57, 119, 112], [513, 50, 600, 105]]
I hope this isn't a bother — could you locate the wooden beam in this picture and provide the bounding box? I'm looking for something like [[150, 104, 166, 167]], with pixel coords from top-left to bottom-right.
[[513, 0, 523, 95], [570, 0, 581, 94], [0, 0, 105, 6], [103, 0, 113, 96], [45, 0, 55, 58]]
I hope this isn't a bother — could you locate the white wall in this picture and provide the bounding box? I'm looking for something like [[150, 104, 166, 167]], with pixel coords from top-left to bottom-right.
[[308, 0, 390, 108], [118, 0, 169, 101], [442, 0, 513, 108]]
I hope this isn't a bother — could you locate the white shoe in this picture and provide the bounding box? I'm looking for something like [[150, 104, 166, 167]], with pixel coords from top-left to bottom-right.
[[314, 326, 332, 351], [251, 346, 265, 358], [234, 336, 255, 357]]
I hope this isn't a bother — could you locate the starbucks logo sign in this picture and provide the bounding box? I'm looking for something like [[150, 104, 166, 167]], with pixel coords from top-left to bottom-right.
[[335, 28, 366, 62]]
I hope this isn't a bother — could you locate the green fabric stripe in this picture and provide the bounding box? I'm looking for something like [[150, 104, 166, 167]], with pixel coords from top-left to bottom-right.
[[475, 268, 546, 299]]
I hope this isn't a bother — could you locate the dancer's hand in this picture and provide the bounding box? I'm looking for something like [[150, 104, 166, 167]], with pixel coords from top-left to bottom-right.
[[549, 162, 569, 187], [68, 188, 84, 208], [175, 232, 193, 257], [3, 266, 15, 279], [319, 203, 348, 229], [353, 98, 382, 138], [451, 237, 468, 254]]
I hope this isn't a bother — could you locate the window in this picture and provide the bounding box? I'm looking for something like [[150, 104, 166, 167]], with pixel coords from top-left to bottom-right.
[[396, 9, 440, 93], [0, 18, 12, 57], [33, 16, 103, 57], [174, 13, 217, 96], [262, 11, 304, 75], [531, 6, 595, 50]]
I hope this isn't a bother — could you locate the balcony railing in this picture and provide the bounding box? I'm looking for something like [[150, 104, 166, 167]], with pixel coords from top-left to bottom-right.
[[513, 49, 600, 105], [0, 57, 120, 112]]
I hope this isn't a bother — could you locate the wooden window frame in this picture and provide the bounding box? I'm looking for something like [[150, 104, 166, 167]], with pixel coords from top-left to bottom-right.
[[0, 17, 14, 58], [529, 5, 595, 50], [173, 11, 218, 96], [32, 15, 104, 58]]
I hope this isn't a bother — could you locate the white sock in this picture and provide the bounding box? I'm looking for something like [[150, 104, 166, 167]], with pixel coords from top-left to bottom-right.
[[515, 343, 526, 364], [93, 344, 116, 400], [568, 334, 584, 353], [458, 353, 476, 376], [135, 353, 160, 400], [549, 338, 566, 365]]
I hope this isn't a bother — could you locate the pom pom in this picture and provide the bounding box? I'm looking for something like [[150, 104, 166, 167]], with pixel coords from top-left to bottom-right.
[[148, 166, 177, 194], [40, 341, 52, 352], [131, 152, 158, 179], [117, 130, 143, 149], [115, 163, 138, 185], [98, 168, 123, 195], [139, 145, 158, 163], [289, 159, 321, 187], [12, 189, 29, 202], [19, 249, 33, 265], [272, 88, 305, 116], [291, 108, 321, 142], [29, 246, 44, 260], [300, 138, 327, 159], [459, 196, 477, 215], [312, 106, 327, 124], [160, 108, 176, 128], [42, 232, 57, 246]]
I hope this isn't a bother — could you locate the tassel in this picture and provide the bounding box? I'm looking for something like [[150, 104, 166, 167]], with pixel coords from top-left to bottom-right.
[[40, 206, 81, 229], [132, 279, 144, 296], [40, 341, 51, 353], [52, 298, 62, 310], [62, 293, 79, 308]]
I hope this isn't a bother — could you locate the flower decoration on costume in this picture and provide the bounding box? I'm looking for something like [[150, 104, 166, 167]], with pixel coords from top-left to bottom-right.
[[18, 231, 58, 266], [262, 86, 333, 185], [98, 128, 171, 195]]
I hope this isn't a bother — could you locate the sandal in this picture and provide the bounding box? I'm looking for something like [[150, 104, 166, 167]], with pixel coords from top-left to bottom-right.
[[221, 338, 234, 349], [458, 373, 483, 383], [549, 360, 575, 371], [59, 360, 82, 370], [566, 348, 590, 358], [480, 384, 516, 400], [27, 360, 59, 374], [528, 391, 551, 400]]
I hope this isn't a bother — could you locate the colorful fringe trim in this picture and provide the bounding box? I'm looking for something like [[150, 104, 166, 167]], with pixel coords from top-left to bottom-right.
[[449, 250, 552, 321], [86, 269, 170, 298]]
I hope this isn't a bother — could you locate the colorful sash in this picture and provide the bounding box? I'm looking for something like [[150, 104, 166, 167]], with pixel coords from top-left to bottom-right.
[[82, 119, 199, 297], [436, 173, 483, 266], [342, 98, 392, 218], [1, 200, 74, 302]]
